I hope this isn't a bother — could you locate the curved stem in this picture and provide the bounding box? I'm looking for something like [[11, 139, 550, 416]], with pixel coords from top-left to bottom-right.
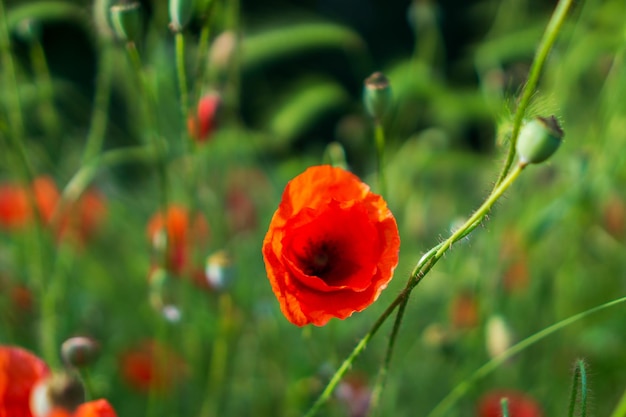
[[427, 296, 626, 417], [494, 0, 574, 186], [82, 42, 114, 163], [304, 164, 526, 417]]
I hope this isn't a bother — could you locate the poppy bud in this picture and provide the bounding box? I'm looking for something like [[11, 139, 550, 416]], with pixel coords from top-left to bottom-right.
[[169, 0, 195, 32], [109, 2, 142, 43], [61, 337, 101, 368], [363, 72, 392, 121], [187, 92, 221, 142], [516, 115, 563, 165], [30, 372, 85, 417]]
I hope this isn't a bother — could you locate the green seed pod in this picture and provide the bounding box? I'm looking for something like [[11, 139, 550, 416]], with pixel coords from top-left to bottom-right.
[[169, 0, 195, 32], [61, 337, 101, 368], [516, 116, 564, 165], [109, 2, 142, 43], [363, 71, 393, 121]]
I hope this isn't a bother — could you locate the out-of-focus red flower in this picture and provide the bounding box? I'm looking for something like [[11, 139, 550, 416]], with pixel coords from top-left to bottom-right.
[[146, 205, 210, 275], [0, 177, 106, 245], [226, 187, 257, 234], [450, 290, 479, 330], [499, 230, 530, 293], [603, 194, 625, 240], [45, 399, 117, 417], [187, 92, 221, 142], [0, 346, 50, 417], [0, 183, 30, 228], [477, 390, 543, 417], [118, 340, 187, 392], [262, 165, 400, 326], [0, 346, 116, 417]]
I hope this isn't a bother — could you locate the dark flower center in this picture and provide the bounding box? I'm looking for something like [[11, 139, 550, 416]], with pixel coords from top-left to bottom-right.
[[302, 241, 337, 280]]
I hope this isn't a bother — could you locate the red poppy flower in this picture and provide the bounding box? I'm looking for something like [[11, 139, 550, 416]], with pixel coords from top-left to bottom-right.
[[187, 93, 221, 142], [118, 340, 187, 392], [477, 390, 543, 417], [262, 165, 400, 326], [0, 346, 50, 417], [146, 205, 210, 275]]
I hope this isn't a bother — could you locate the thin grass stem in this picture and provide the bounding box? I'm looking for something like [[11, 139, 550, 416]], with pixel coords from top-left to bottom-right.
[[427, 296, 626, 417]]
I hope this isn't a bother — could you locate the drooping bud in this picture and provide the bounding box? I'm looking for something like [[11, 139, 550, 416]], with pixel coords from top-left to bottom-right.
[[516, 115, 563, 165], [109, 2, 142, 44], [61, 336, 101, 368], [30, 372, 85, 417], [169, 0, 195, 32], [363, 71, 393, 121]]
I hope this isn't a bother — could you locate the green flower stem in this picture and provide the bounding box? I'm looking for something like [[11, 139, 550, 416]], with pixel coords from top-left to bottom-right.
[[374, 122, 386, 197], [30, 38, 61, 142], [82, 42, 114, 163], [436, 163, 525, 259], [56, 145, 156, 212], [610, 388, 626, 417], [0, 0, 32, 182], [500, 398, 510, 417], [427, 296, 626, 417], [305, 165, 525, 417], [194, 21, 212, 96], [568, 359, 588, 417], [125, 42, 170, 268], [80, 368, 96, 401], [494, 0, 574, 186], [176, 32, 189, 139], [200, 294, 232, 417]]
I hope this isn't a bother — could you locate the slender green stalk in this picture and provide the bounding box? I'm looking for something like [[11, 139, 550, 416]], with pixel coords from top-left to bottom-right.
[[80, 368, 97, 401], [304, 164, 526, 417], [0, 0, 32, 182], [369, 295, 408, 413], [494, 0, 574, 186], [427, 296, 626, 417], [374, 122, 386, 197], [500, 398, 510, 417], [568, 360, 588, 417], [82, 42, 114, 163], [176, 32, 190, 136], [610, 388, 626, 417], [200, 294, 233, 417], [30, 38, 61, 141]]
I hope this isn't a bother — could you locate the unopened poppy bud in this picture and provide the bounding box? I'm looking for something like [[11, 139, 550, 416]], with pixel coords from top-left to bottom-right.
[[169, 0, 195, 32], [516, 115, 563, 165], [30, 371, 85, 416], [363, 72, 393, 121], [61, 337, 100, 368], [187, 92, 221, 142], [109, 2, 142, 43]]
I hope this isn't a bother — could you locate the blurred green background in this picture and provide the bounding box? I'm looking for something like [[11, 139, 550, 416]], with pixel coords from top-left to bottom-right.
[[1, 0, 625, 416]]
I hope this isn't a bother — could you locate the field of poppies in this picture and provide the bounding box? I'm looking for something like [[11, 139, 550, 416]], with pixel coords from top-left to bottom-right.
[[1, 0, 626, 416]]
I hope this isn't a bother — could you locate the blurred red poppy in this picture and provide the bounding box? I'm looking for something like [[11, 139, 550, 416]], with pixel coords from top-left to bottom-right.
[[0, 177, 106, 245], [477, 390, 543, 417], [187, 92, 221, 142], [118, 340, 187, 392], [450, 290, 479, 330], [262, 165, 400, 326], [0, 346, 50, 417], [146, 205, 210, 275]]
